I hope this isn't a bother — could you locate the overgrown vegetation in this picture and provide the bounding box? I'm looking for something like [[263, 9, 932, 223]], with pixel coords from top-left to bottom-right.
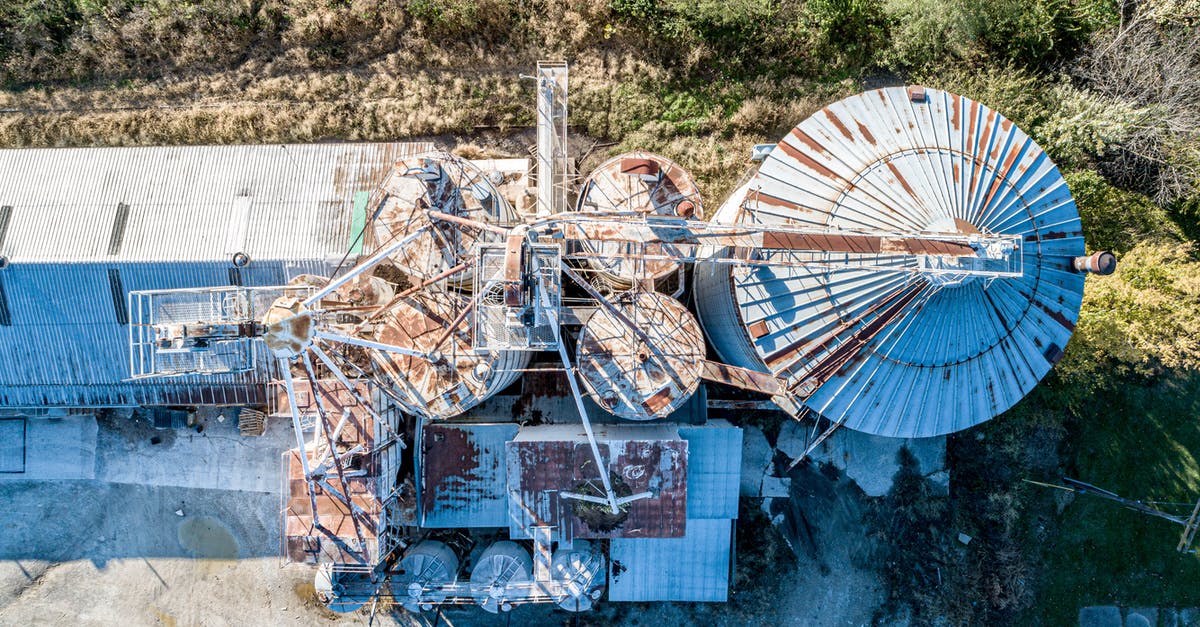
[[3, 0, 1200, 624]]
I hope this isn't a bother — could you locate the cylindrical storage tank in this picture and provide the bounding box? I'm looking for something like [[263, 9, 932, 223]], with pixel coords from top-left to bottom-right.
[[543, 541, 606, 612], [470, 541, 533, 614], [372, 152, 516, 290], [693, 179, 770, 373], [368, 289, 528, 419], [575, 152, 703, 290], [390, 540, 460, 613], [576, 292, 705, 421], [696, 87, 1088, 438]]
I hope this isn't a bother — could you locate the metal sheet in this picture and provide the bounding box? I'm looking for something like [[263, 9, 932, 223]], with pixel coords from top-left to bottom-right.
[[418, 421, 519, 528], [607, 518, 732, 602], [505, 423, 688, 541], [703, 87, 1086, 437], [678, 421, 741, 520]]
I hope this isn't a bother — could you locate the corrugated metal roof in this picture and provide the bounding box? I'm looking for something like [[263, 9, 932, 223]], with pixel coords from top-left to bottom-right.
[[678, 421, 742, 519], [703, 87, 1085, 438], [0, 143, 430, 262], [607, 518, 732, 602], [506, 424, 688, 541], [418, 421, 519, 528], [0, 142, 432, 407]]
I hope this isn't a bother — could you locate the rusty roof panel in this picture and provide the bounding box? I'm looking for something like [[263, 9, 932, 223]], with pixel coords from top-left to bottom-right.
[[419, 421, 519, 528], [506, 424, 687, 541]]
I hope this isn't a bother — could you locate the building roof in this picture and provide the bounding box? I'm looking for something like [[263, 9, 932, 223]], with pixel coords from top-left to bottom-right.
[[418, 421, 519, 528], [0, 142, 430, 407], [607, 518, 733, 602], [679, 421, 742, 519], [506, 423, 688, 541]]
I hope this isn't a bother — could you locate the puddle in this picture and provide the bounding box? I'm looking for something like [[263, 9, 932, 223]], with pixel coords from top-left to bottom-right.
[[177, 516, 238, 574]]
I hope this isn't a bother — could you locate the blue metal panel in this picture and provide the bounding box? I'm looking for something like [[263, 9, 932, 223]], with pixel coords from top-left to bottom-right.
[[678, 422, 742, 520], [418, 422, 519, 529], [608, 518, 732, 602]]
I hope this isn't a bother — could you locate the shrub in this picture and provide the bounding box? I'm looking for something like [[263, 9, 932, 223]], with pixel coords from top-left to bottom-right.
[[1064, 170, 1183, 253]]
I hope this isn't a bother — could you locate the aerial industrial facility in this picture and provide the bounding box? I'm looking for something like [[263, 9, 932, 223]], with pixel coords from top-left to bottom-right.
[[0, 62, 1113, 613]]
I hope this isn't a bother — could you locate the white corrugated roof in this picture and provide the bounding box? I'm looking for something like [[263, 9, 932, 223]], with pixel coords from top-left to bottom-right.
[[608, 518, 733, 602], [0, 142, 430, 262]]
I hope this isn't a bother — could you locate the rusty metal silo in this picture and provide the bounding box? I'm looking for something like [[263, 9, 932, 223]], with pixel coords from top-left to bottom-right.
[[372, 152, 516, 290], [575, 152, 702, 289], [695, 86, 1087, 437], [576, 292, 705, 421], [368, 289, 529, 419]]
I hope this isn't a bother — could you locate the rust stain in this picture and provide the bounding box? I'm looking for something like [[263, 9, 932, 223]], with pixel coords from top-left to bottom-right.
[[951, 95, 961, 130], [779, 136, 844, 183], [825, 109, 855, 141], [856, 120, 876, 143], [1036, 302, 1076, 331], [886, 161, 918, 199]]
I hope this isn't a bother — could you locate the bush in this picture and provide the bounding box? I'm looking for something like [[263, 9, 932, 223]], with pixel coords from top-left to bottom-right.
[[799, 0, 888, 71], [1059, 242, 1200, 385], [883, 0, 1103, 72], [1065, 170, 1184, 252]]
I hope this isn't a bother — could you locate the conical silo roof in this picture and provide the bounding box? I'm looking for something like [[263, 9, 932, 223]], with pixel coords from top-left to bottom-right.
[[709, 86, 1086, 437]]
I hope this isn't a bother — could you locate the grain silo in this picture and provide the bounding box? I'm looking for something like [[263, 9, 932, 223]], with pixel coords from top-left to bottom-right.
[[372, 152, 517, 289], [390, 540, 460, 612], [576, 292, 705, 420], [695, 86, 1090, 437], [368, 289, 529, 419], [574, 152, 703, 289]]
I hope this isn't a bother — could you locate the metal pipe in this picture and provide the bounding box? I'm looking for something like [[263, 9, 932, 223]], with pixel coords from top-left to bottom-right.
[[302, 227, 429, 307], [314, 330, 430, 361], [1073, 251, 1117, 275], [539, 273, 621, 515]]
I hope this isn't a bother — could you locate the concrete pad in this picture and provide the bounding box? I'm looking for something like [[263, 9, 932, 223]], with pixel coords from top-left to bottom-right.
[[0, 415, 96, 481], [96, 415, 292, 494], [1079, 606, 1123, 627], [775, 420, 806, 460], [740, 426, 771, 497], [805, 428, 946, 497], [1127, 608, 1157, 627]]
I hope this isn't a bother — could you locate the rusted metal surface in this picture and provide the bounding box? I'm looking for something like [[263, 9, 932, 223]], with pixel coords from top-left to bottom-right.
[[698, 86, 1087, 438], [281, 378, 387, 567], [506, 424, 688, 541], [372, 153, 515, 289], [699, 360, 784, 396], [576, 292, 704, 421], [574, 152, 703, 287], [419, 421, 518, 528], [369, 290, 527, 419]]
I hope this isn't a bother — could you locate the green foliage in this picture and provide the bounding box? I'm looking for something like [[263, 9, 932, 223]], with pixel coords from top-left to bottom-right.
[[1059, 243, 1200, 387], [1065, 170, 1183, 252], [1034, 85, 1151, 169], [799, 0, 888, 70], [1035, 371, 1200, 624], [882, 0, 1099, 71]]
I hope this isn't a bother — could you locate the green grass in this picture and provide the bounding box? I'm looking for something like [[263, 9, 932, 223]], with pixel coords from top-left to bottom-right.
[[1036, 372, 1200, 624]]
